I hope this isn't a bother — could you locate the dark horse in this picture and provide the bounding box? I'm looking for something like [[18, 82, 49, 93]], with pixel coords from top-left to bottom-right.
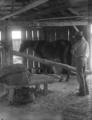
[[19, 39, 72, 81]]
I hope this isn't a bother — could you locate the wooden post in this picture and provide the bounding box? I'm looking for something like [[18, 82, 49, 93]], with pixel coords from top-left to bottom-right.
[[55, 30, 57, 41], [1, 27, 7, 67], [1, 21, 13, 66], [26, 28, 32, 70], [37, 29, 40, 69], [88, 24, 91, 70], [7, 27, 13, 65], [31, 29, 36, 73], [0, 47, 5, 67], [22, 28, 27, 65], [68, 28, 70, 41], [33, 28, 41, 90], [43, 81, 48, 95], [8, 88, 15, 104]]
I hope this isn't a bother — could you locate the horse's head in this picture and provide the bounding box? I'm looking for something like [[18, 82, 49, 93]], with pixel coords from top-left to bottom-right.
[[19, 40, 38, 52], [19, 40, 27, 52]]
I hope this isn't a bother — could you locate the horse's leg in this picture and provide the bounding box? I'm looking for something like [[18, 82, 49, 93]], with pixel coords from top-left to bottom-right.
[[63, 45, 71, 82], [52, 65, 64, 82], [65, 70, 71, 82]]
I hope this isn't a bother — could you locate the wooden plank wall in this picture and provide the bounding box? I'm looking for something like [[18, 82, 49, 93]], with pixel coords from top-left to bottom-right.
[[24, 27, 44, 72], [43, 27, 68, 41]]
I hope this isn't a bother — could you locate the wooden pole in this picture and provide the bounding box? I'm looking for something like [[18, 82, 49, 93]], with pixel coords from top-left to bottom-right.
[[12, 50, 92, 75], [12, 50, 76, 71]]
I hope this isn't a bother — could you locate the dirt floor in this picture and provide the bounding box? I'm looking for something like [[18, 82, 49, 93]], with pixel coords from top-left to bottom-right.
[[0, 75, 92, 120]]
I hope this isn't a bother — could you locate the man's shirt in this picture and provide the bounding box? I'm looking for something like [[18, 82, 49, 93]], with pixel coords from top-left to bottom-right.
[[71, 37, 89, 58]]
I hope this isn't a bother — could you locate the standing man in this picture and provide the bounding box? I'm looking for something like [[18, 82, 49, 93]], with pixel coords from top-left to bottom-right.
[[71, 31, 89, 96]]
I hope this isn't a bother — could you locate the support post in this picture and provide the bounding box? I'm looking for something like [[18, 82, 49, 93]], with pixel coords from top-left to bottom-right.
[[43, 81, 48, 95], [1, 21, 13, 66]]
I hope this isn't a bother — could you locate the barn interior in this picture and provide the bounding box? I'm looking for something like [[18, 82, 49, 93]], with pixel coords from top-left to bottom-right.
[[0, 0, 92, 120]]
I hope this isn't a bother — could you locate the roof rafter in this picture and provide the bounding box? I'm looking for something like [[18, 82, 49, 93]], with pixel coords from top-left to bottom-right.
[[0, 0, 49, 21]]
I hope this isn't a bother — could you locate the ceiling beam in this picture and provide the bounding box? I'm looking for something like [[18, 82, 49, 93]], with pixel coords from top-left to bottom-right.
[[67, 8, 79, 16], [0, 20, 88, 29], [38, 21, 88, 27], [0, 0, 49, 21], [17, 6, 66, 20], [36, 16, 87, 21]]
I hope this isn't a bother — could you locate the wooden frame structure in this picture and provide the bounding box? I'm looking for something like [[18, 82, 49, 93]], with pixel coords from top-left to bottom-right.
[[0, 0, 49, 21]]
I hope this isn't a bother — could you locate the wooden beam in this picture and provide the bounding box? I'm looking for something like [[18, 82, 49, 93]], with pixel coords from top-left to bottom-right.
[[12, 50, 92, 75], [12, 50, 76, 72], [0, 21, 88, 29], [67, 8, 79, 16], [38, 21, 88, 27], [37, 16, 87, 21], [30, 74, 59, 85], [0, 74, 59, 89], [24, 6, 65, 20], [0, 0, 49, 21]]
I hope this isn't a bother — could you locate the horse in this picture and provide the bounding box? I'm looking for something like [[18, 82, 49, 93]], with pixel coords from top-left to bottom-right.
[[19, 39, 72, 81]]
